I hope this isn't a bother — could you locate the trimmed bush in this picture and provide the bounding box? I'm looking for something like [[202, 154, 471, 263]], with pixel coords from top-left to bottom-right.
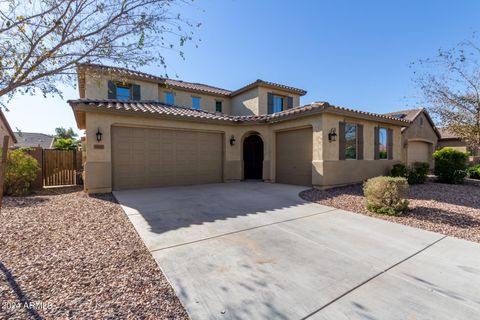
[[466, 164, 480, 180], [407, 162, 429, 184], [363, 176, 409, 215], [4, 149, 40, 196], [433, 148, 468, 184], [390, 162, 429, 184], [391, 163, 407, 178]]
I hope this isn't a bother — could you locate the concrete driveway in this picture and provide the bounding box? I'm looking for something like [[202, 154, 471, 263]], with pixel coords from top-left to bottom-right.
[[114, 182, 480, 320]]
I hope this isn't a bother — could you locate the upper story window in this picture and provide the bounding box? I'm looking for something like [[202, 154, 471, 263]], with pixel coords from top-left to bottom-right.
[[268, 93, 294, 114], [419, 117, 424, 128], [273, 95, 284, 113], [108, 80, 140, 100], [215, 101, 222, 113], [378, 127, 388, 159], [116, 85, 130, 101], [344, 123, 357, 160], [165, 92, 174, 105], [192, 97, 201, 109]]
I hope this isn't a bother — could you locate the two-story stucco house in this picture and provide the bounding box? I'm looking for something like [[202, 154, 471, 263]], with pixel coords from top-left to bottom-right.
[[69, 63, 409, 193]]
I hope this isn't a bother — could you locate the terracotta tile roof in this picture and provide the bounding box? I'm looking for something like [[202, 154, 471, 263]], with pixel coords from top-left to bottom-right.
[[437, 128, 459, 140], [76, 63, 307, 97], [70, 99, 237, 122], [69, 99, 411, 125], [230, 79, 307, 96], [77, 63, 232, 96], [317, 103, 411, 123], [384, 108, 424, 121], [163, 79, 232, 96], [384, 108, 441, 138]]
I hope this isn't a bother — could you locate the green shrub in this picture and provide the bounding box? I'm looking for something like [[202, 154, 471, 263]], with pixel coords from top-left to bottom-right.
[[390, 162, 429, 184], [391, 164, 407, 178], [4, 149, 40, 196], [53, 138, 79, 150], [466, 164, 480, 179], [407, 162, 429, 184], [363, 176, 409, 215], [433, 148, 468, 184]]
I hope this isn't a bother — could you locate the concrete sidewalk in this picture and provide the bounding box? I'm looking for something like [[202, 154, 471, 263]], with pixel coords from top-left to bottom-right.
[[114, 182, 480, 320]]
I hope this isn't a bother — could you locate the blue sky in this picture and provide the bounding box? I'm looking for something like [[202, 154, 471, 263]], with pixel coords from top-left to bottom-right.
[[6, 0, 480, 135]]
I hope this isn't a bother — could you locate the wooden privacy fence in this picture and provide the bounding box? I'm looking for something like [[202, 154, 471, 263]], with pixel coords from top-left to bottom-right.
[[43, 149, 77, 186], [24, 148, 83, 188]]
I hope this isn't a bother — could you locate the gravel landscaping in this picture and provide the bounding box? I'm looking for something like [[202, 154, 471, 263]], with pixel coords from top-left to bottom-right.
[[301, 182, 480, 243], [0, 187, 188, 319]]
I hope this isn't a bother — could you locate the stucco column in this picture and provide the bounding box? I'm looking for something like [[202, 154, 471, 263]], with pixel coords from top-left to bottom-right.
[[312, 120, 324, 186], [224, 128, 242, 182], [84, 113, 112, 193]]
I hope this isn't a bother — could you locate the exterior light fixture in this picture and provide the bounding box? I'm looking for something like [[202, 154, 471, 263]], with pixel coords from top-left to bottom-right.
[[229, 135, 236, 146], [96, 128, 103, 142], [328, 128, 337, 142]]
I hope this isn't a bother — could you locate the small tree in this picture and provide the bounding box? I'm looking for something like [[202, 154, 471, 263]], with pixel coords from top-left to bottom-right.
[[53, 127, 79, 150], [0, 0, 199, 103], [414, 40, 480, 152], [53, 138, 79, 150]]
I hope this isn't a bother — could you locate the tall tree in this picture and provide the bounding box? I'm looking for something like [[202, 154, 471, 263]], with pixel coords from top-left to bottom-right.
[[414, 40, 480, 152], [0, 0, 199, 103], [55, 127, 77, 140]]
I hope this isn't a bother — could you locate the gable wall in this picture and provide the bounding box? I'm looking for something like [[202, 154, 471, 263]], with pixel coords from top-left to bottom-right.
[[158, 87, 231, 114]]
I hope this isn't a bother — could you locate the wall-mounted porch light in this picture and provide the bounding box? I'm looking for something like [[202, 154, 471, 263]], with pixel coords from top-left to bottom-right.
[[96, 128, 103, 142], [229, 135, 236, 146], [328, 128, 337, 142]]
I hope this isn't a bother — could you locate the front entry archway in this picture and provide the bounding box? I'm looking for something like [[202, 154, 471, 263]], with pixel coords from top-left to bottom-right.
[[243, 134, 264, 180]]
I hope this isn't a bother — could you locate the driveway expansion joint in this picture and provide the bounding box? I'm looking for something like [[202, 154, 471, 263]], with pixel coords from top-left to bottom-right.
[[149, 208, 338, 253], [301, 235, 449, 320]]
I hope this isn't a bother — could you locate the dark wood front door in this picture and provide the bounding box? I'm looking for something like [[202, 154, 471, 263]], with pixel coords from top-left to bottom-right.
[[243, 135, 264, 179]]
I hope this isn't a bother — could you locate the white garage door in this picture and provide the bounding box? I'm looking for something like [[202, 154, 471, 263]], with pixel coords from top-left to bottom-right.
[[112, 127, 223, 190], [407, 141, 430, 165]]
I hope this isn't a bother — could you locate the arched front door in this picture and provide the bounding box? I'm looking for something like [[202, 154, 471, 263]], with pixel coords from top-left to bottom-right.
[[243, 135, 264, 180]]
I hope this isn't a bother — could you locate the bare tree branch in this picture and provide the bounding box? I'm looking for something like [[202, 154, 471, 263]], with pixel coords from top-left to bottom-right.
[[414, 40, 480, 152], [0, 0, 200, 100]]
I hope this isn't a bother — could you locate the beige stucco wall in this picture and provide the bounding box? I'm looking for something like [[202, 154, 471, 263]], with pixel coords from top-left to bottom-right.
[[0, 123, 14, 147], [231, 86, 301, 116], [84, 74, 158, 100], [401, 112, 438, 167], [83, 70, 303, 117], [437, 140, 468, 153], [257, 86, 301, 115], [81, 109, 404, 193], [158, 87, 231, 114], [83, 111, 273, 193], [311, 113, 402, 188], [231, 87, 260, 116]]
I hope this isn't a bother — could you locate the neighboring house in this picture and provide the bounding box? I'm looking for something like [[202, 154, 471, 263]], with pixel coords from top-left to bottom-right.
[[13, 132, 55, 149], [69, 63, 408, 193], [384, 108, 440, 168], [0, 110, 18, 147], [437, 128, 480, 156]]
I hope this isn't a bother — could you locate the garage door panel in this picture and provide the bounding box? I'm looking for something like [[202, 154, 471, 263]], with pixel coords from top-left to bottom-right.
[[112, 127, 223, 190], [408, 141, 431, 166], [276, 128, 313, 186]]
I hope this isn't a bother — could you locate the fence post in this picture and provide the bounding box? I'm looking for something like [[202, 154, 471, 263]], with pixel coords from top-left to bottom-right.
[[0, 135, 10, 213]]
